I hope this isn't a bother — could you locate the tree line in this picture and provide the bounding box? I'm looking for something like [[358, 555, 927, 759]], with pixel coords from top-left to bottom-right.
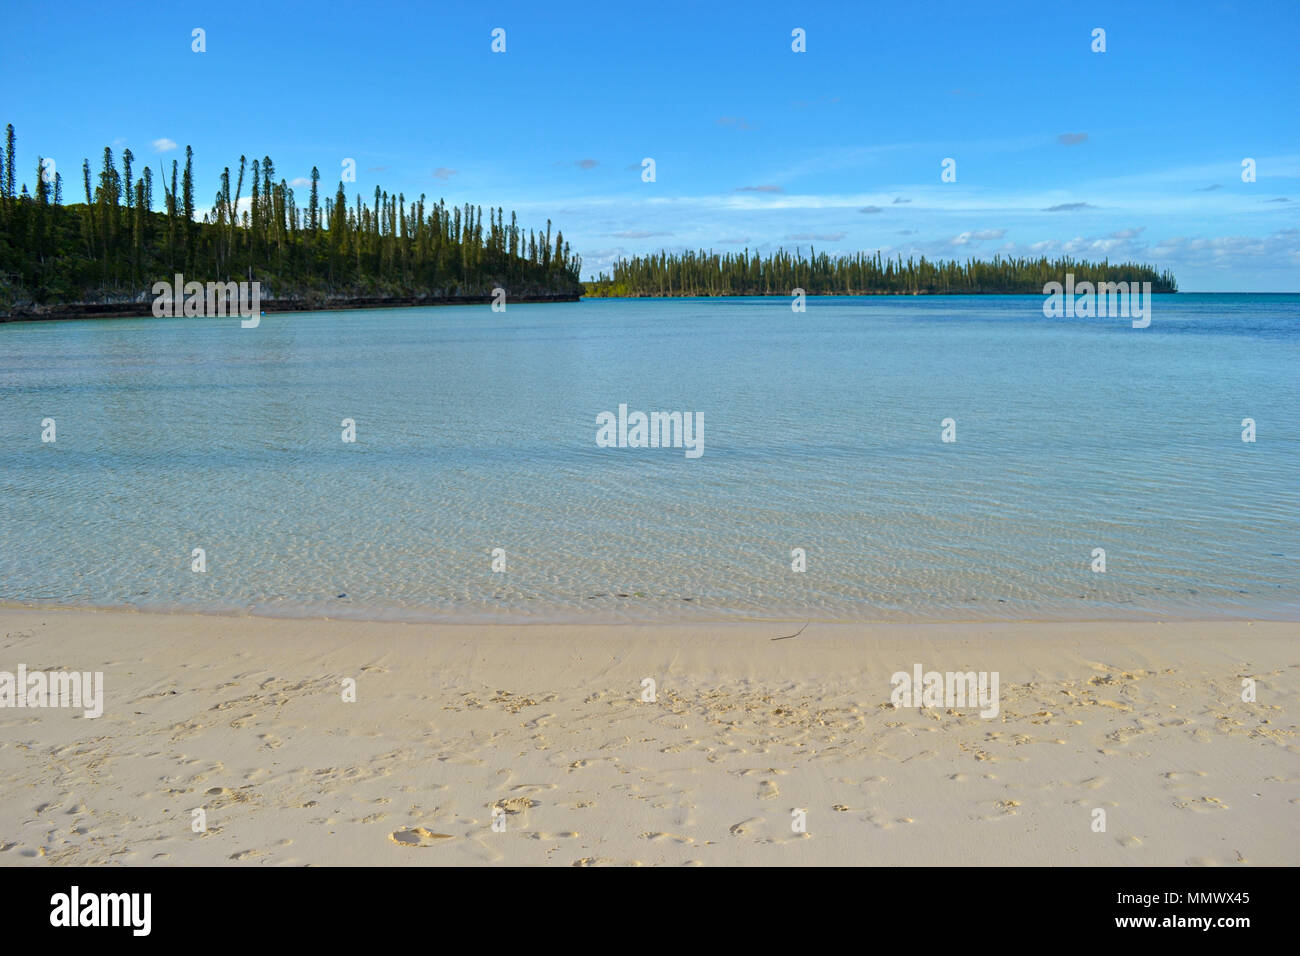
[[0, 123, 583, 312], [584, 248, 1178, 296]]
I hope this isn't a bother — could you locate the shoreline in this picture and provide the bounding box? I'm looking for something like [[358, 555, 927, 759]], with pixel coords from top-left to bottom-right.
[[4, 290, 1283, 322], [0, 291, 581, 323], [579, 289, 1184, 298], [1, 607, 1293, 866], [2, 598, 1294, 629]]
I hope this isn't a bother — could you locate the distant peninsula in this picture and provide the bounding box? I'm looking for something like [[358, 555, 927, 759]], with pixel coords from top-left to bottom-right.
[[583, 250, 1177, 297], [0, 123, 583, 320]]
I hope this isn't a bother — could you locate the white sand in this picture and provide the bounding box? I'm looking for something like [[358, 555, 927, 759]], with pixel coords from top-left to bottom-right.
[[0, 608, 1295, 866]]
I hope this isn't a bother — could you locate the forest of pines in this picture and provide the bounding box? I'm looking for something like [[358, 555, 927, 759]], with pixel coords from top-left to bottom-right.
[[0, 123, 1177, 316], [0, 124, 584, 315]]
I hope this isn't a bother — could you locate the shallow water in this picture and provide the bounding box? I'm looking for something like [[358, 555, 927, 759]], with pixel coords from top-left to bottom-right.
[[1, 294, 1296, 622]]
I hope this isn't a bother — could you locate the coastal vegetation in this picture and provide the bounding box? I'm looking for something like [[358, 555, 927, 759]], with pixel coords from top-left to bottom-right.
[[0, 123, 1180, 315], [583, 248, 1178, 297], [0, 124, 584, 315]]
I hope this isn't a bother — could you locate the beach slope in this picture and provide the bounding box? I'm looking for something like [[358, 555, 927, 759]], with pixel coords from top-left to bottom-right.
[[0, 609, 1294, 866]]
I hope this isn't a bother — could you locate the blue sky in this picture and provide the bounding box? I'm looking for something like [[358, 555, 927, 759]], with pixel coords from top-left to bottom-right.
[[2, 0, 1296, 289]]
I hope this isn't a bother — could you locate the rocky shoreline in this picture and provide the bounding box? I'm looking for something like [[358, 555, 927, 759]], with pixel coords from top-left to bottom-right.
[[0, 291, 582, 322]]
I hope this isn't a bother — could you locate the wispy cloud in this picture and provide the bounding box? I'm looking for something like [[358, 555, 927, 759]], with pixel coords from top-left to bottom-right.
[[1057, 133, 1088, 146], [951, 229, 1006, 244], [736, 184, 783, 193], [1043, 202, 1095, 211], [152, 138, 177, 152]]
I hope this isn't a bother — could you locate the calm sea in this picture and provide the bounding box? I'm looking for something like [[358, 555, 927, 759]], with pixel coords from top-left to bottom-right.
[[1, 294, 1296, 623]]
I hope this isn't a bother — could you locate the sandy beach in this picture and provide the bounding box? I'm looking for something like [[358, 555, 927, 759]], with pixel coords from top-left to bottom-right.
[[0, 607, 1294, 866]]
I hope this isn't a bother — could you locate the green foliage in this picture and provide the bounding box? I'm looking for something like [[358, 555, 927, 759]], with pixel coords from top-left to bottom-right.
[[585, 248, 1177, 297], [0, 124, 584, 312]]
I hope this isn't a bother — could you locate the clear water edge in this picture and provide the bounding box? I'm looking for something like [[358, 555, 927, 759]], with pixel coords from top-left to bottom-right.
[[2, 294, 1297, 625]]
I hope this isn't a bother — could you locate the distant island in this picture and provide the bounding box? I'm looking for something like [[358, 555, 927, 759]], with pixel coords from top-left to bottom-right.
[[584, 250, 1178, 297], [0, 124, 583, 319]]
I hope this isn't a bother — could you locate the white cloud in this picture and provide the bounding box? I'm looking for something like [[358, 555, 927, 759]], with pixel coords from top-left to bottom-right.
[[950, 229, 1005, 244]]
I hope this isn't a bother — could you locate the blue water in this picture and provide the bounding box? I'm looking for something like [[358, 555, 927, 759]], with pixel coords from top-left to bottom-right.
[[1, 294, 1296, 622]]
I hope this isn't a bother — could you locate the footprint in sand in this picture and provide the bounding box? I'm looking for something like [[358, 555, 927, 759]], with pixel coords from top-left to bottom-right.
[[388, 827, 453, 847], [1173, 796, 1229, 812], [640, 832, 694, 844], [729, 818, 762, 836], [572, 857, 639, 867], [495, 796, 536, 814], [757, 780, 780, 800]]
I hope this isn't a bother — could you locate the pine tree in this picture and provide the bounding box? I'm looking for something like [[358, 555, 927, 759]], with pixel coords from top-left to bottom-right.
[[309, 166, 320, 233], [4, 124, 15, 200]]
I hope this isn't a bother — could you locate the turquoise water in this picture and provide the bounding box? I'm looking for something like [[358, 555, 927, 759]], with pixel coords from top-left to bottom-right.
[[1, 294, 1296, 622]]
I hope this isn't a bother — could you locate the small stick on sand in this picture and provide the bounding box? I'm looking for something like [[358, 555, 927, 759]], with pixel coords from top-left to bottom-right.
[[772, 622, 810, 641]]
